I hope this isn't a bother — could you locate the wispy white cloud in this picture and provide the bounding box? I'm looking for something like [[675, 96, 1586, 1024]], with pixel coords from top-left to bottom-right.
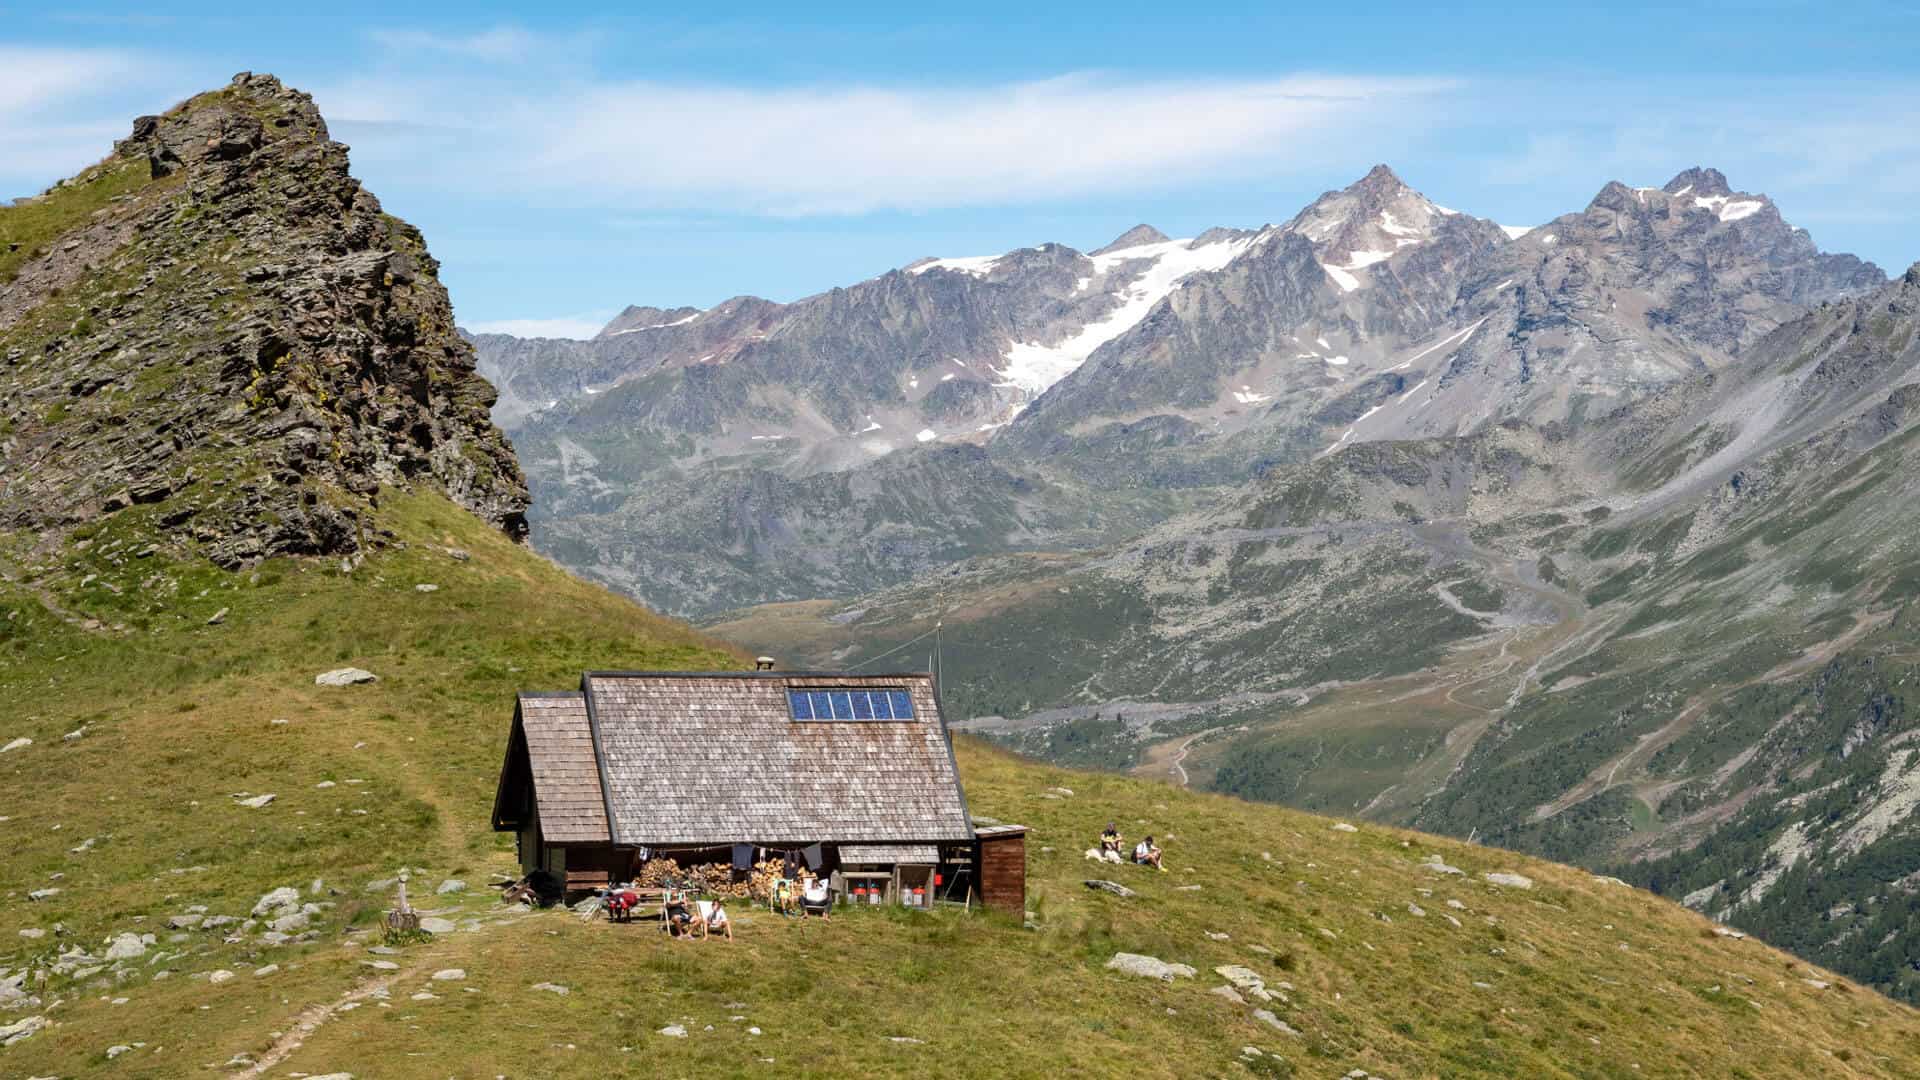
[[320, 71, 1456, 215], [366, 26, 577, 63], [0, 46, 188, 193], [464, 313, 613, 340]]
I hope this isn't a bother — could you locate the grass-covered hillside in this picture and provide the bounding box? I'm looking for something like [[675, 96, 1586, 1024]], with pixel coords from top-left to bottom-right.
[[2, 493, 1917, 1078]]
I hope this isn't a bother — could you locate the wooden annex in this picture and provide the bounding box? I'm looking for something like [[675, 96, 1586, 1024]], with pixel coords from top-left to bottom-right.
[[491, 669, 1027, 913]]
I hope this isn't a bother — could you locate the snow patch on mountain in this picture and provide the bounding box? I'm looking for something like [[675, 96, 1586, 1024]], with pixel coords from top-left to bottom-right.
[[995, 235, 1256, 396], [910, 253, 1005, 277]]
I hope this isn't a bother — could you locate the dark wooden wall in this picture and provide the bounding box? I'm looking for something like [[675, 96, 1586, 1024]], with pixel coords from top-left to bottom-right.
[[977, 834, 1026, 915]]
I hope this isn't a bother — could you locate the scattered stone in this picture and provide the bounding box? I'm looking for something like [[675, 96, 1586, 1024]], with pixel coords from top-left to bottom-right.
[[254, 964, 279, 977], [1407, 903, 1427, 917], [1105, 953, 1194, 981], [1, 1014, 47, 1046], [252, 887, 301, 917], [314, 668, 378, 687], [887, 1036, 926, 1044], [106, 1043, 134, 1058], [1483, 872, 1534, 890], [1421, 855, 1464, 875], [235, 793, 276, 809], [1252, 1010, 1299, 1035], [206, 607, 228, 625], [419, 917, 456, 934], [436, 879, 467, 895], [62, 726, 87, 742], [1331, 822, 1358, 833], [1215, 966, 1275, 1001], [444, 548, 471, 562], [104, 933, 147, 961], [1204, 931, 1230, 941], [658, 1024, 687, 1037], [1046, 786, 1074, 797], [748, 1026, 762, 1036], [531, 982, 570, 995], [1083, 879, 1136, 898], [1, 737, 31, 755], [28, 888, 60, 902], [269, 912, 309, 934], [363, 960, 399, 971], [208, 969, 235, 984], [1592, 875, 1631, 887], [414, 584, 439, 593], [1173, 884, 1203, 892], [431, 969, 466, 981], [1209, 985, 1246, 1005], [315, 780, 335, 789], [18, 928, 45, 939]]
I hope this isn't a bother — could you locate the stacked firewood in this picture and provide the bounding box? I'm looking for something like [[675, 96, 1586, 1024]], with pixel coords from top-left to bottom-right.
[[635, 857, 754, 899], [746, 858, 796, 902]]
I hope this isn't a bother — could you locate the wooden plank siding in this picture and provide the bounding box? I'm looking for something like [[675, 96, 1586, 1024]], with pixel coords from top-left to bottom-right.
[[977, 829, 1027, 915]]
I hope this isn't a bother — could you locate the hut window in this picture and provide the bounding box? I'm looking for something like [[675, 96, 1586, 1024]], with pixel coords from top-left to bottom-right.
[[788, 689, 915, 721]]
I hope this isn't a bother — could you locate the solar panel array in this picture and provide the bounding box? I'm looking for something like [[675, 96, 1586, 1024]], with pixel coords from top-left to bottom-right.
[[788, 688, 916, 722]]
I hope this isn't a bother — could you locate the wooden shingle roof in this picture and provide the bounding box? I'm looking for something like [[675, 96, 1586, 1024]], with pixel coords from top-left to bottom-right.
[[515, 692, 610, 844], [582, 671, 974, 847]]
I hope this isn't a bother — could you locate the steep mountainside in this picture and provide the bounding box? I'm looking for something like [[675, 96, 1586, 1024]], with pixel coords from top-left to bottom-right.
[[2, 74, 527, 571], [8, 80, 1915, 1078]]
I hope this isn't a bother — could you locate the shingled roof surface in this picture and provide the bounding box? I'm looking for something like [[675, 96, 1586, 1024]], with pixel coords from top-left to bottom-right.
[[585, 672, 973, 846], [518, 692, 610, 843]]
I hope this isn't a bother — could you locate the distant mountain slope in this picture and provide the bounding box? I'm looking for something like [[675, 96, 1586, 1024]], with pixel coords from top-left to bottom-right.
[[716, 266, 1920, 1003]]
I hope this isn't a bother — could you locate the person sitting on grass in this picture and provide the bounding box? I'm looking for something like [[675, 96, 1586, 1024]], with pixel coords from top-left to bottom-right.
[[1134, 835, 1166, 872], [704, 898, 733, 941], [1100, 823, 1124, 856], [800, 873, 832, 920]]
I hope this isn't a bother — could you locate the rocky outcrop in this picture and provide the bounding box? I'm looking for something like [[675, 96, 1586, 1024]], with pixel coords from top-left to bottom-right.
[[0, 72, 528, 567]]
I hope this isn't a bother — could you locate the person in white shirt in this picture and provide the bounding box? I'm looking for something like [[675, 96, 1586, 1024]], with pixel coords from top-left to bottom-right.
[[1134, 835, 1165, 871], [800, 873, 832, 920], [704, 898, 733, 941]]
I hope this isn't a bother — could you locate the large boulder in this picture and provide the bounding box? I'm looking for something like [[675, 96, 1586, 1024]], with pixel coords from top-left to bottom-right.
[[1105, 953, 1195, 981], [252, 886, 301, 917], [315, 668, 378, 687]]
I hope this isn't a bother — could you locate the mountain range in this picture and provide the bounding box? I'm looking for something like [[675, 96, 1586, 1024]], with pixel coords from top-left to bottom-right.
[[472, 160, 1920, 1002]]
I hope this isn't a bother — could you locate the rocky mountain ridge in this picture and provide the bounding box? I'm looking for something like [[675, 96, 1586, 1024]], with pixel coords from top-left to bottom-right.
[[476, 163, 1882, 616], [1, 73, 528, 571]]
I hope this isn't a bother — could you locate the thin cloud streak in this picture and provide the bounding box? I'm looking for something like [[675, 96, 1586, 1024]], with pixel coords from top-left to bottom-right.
[[464, 314, 613, 340], [322, 72, 1457, 215]]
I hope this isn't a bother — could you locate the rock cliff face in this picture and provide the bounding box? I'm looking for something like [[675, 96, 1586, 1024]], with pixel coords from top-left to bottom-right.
[[0, 73, 527, 567]]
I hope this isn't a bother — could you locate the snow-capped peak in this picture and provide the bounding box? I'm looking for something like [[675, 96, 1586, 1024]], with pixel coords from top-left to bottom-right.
[[1285, 165, 1455, 291]]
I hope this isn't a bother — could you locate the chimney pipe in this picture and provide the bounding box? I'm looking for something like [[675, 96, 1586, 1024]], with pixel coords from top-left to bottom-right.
[[755, 656, 777, 671]]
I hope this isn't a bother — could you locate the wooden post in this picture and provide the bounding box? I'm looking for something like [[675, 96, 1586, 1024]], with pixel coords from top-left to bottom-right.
[[386, 878, 420, 932]]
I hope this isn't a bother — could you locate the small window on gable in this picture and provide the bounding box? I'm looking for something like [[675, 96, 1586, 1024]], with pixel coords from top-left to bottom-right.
[[788, 688, 916, 721]]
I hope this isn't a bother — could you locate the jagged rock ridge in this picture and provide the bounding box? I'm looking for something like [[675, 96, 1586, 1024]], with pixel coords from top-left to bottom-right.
[[0, 73, 527, 567]]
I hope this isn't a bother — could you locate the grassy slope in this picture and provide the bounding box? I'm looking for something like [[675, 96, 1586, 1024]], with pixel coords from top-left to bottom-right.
[[2, 496, 1916, 1078]]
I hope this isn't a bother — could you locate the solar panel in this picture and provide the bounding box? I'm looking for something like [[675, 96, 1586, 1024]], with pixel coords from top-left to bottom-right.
[[786, 687, 918, 721]]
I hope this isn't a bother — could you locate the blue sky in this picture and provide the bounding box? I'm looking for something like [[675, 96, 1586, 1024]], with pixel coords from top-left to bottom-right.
[[6, 3, 1920, 337]]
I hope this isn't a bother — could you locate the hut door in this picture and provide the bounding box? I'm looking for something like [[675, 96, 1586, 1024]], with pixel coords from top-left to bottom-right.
[[544, 845, 567, 879]]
